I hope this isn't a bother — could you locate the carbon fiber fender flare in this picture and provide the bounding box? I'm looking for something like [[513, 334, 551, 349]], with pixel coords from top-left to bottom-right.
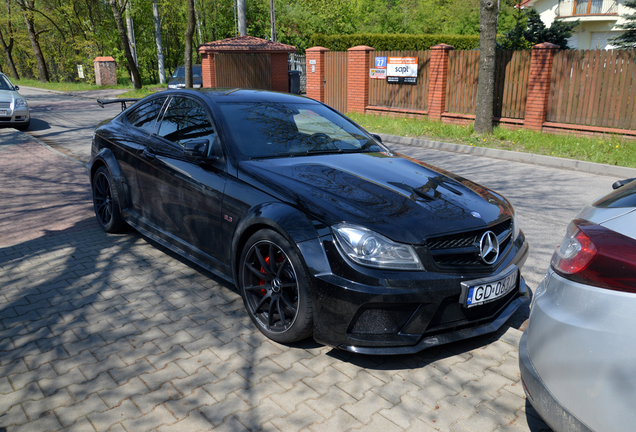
[[89, 148, 129, 213]]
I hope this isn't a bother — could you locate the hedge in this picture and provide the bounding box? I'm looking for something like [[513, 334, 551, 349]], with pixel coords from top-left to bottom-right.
[[308, 33, 481, 51]]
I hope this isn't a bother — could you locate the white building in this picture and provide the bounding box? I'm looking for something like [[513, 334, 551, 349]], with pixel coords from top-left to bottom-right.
[[519, 0, 634, 49]]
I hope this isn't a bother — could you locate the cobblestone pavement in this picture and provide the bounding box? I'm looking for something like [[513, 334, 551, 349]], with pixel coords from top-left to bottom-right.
[[0, 130, 551, 431]]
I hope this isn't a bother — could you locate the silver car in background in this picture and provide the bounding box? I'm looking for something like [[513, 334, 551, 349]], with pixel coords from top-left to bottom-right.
[[0, 73, 29, 130], [519, 177, 636, 432]]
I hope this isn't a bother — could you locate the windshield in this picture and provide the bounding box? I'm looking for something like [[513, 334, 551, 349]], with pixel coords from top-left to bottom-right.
[[171, 66, 201, 79], [217, 101, 385, 159], [0, 75, 14, 91]]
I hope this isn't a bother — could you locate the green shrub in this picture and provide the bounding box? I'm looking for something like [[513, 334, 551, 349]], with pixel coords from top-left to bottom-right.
[[309, 33, 481, 51]]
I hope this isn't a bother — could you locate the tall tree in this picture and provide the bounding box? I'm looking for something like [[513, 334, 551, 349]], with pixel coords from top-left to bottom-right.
[[474, 0, 498, 134], [184, 0, 195, 88], [15, 0, 49, 82], [153, 0, 165, 84], [0, 0, 19, 79], [109, 0, 141, 89], [610, 0, 636, 49]]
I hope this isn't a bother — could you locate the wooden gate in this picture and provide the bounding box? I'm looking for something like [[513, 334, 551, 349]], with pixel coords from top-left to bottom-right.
[[324, 52, 348, 113], [368, 51, 430, 111], [215, 53, 271, 90]]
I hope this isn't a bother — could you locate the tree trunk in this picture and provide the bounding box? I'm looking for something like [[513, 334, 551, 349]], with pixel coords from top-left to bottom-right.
[[474, 0, 499, 134], [270, 0, 276, 42], [185, 0, 195, 88], [1, 0, 19, 80], [237, 0, 246, 36], [109, 0, 142, 89], [17, 0, 48, 82], [153, 0, 165, 84]]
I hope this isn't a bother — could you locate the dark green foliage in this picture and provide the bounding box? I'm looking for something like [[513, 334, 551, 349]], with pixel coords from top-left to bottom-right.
[[610, 0, 636, 49], [309, 33, 481, 51], [498, 7, 578, 50]]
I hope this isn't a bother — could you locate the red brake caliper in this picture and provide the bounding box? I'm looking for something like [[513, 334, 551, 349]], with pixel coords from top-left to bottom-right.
[[259, 256, 270, 295]]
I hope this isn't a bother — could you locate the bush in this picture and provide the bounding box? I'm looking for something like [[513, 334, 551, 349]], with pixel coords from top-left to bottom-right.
[[309, 33, 481, 51]]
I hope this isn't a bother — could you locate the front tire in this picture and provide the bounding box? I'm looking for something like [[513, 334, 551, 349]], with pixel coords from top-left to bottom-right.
[[92, 166, 125, 233], [239, 229, 313, 343]]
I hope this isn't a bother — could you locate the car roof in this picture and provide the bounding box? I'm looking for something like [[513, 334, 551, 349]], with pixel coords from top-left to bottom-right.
[[162, 88, 315, 105]]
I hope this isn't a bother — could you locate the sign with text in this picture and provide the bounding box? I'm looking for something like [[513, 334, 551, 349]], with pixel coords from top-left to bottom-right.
[[387, 57, 418, 85], [369, 68, 387, 79], [374, 56, 387, 69]]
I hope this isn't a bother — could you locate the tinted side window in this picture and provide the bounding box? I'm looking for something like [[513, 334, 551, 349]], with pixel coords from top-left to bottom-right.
[[126, 97, 166, 133], [157, 97, 215, 147]]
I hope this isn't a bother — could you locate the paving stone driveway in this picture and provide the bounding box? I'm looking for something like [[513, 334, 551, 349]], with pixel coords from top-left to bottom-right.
[[0, 130, 551, 432]]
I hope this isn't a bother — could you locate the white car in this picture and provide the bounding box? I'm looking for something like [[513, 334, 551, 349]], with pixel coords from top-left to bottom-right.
[[0, 73, 30, 130], [520, 177, 636, 432]]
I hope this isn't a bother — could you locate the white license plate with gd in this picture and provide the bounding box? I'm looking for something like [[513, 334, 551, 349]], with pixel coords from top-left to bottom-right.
[[461, 265, 518, 308], [0, 110, 9, 116]]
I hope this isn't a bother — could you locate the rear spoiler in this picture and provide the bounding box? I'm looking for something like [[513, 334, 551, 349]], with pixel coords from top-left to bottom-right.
[[97, 98, 140, 111]]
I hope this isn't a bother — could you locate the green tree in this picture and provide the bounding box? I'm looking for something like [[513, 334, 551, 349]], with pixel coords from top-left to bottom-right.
[[498, 7, 578, 49], [610, 0, 636, 49]]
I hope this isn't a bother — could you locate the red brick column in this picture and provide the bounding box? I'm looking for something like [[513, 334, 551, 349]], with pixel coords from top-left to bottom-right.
[[306, 47, 329, 102], [347, 46, 374, 113], [427, 44, 453, 121], [271, 52, 290, 92], [201, 53, 216, 88], [525, 43, 559, 131], [93, 57, 117, 87]]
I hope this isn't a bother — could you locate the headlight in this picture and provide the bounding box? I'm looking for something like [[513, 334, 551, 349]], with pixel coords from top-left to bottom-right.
[[15, 99, 27, 107], [332, 223, 424, 270], [168, 84, 177, 89]]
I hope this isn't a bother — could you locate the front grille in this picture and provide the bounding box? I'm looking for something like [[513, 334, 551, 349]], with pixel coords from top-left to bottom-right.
[[349, 304, 419, 335], [0, 102, 10, 109], [0, 117, 11, 121], [426, 219, 512, 268]]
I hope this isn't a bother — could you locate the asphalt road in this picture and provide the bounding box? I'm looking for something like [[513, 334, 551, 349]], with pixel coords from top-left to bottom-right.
[[18, 86, 621, 328]]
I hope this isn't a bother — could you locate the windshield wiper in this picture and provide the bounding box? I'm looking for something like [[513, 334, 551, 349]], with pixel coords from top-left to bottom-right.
[[305, 148, 345, 155], [249, 152, 297, 160]]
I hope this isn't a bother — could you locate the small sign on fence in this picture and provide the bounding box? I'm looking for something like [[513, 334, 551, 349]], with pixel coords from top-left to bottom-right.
[[387, 57, 417, 85], [369, 68, 387, 79], [77, 64, 85, 79]]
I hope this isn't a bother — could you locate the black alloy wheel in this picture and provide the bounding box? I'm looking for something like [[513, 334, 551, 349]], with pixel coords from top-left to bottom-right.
[[239, 230, 313, 343], [92, 166, 125, 233]]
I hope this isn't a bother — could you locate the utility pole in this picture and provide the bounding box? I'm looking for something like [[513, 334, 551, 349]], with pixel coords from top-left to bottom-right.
[[237, 0, 246, 36], [270, 0, 277, 42]]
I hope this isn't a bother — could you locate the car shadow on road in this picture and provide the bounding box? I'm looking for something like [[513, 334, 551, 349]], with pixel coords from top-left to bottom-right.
[[26, 118, 51, 132]]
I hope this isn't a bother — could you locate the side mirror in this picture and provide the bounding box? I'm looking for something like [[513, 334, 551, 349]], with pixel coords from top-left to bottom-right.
[[184, 139, 210, 159], [612, 177, 636, 190], [14, 85, 19, 91], [371, 134, 382, 143]]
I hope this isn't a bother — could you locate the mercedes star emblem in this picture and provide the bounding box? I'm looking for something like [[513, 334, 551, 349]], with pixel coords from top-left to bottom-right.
[[479, 231, 499, 265]]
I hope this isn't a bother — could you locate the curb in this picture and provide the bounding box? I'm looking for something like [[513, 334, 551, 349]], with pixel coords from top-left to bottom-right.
[[20, 86, 129, 101], [378, 133, 636, 179]]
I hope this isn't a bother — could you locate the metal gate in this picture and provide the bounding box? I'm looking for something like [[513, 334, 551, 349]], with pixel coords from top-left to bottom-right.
[[324, 52, 348, 113], [215, 53, 271, 90]]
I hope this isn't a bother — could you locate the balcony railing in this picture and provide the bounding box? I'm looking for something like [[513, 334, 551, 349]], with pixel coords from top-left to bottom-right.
[[556, 0, 618, 17]]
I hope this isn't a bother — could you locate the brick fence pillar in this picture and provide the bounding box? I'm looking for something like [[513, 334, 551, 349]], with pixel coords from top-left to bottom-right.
[[306, 47, 329, 102], [427, 44, 453, 121], [347, 45, 374, 113], [93, 57, 117, 87], [201, 53, 216, 88], [525, 42, 559, 131]]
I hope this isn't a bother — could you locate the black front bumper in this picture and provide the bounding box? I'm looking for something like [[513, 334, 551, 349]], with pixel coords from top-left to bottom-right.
[[310, 236, 530, 355], [519, 332, 592, 432]]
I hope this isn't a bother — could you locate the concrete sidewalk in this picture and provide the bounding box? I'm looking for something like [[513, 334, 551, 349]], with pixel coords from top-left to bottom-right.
[[0, 129, 550, 432]]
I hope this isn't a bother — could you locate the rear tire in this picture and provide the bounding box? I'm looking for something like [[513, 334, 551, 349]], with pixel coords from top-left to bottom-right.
[[92, 166, 126, 233], [239, 229, 314, 343]]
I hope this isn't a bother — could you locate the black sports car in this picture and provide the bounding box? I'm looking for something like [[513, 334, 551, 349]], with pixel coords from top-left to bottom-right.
[[90, 89, 529, 354]]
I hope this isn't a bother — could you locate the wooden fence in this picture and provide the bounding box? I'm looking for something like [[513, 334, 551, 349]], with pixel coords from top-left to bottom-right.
[[215, 53, 271, 90], [547, 50, 636, 130], [324, 52, 348, 113], [368, 51, 431, 111], [446, 50, 531, 120]]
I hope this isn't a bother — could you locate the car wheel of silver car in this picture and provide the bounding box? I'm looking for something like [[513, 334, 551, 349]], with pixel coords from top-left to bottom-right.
[[239, 230, 313, 343], [92, 166, 126, 233]]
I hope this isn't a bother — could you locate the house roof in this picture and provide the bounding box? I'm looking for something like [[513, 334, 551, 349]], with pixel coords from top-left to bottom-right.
[[198, 36, 296, 54], [93, 56, 115, 62], [517, 0, 537, 7]]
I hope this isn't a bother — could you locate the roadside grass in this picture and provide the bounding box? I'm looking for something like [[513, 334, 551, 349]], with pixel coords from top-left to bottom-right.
[[348, 112, 636, 168]]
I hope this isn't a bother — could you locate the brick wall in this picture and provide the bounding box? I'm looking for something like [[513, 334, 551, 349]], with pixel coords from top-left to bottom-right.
[[347, 46, 374, 113], [306, 47, 328, 102], [524, 43, 559, 131], [201, 53, 216, 88], [270, 53, 289, 92]]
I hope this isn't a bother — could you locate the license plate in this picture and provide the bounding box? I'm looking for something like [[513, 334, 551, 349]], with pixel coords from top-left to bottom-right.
[[461, 265, 518, 308], [0, 110, 8, 116]]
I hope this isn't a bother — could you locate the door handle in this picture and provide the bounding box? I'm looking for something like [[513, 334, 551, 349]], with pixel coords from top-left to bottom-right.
[[142, 148, 156, 160]]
